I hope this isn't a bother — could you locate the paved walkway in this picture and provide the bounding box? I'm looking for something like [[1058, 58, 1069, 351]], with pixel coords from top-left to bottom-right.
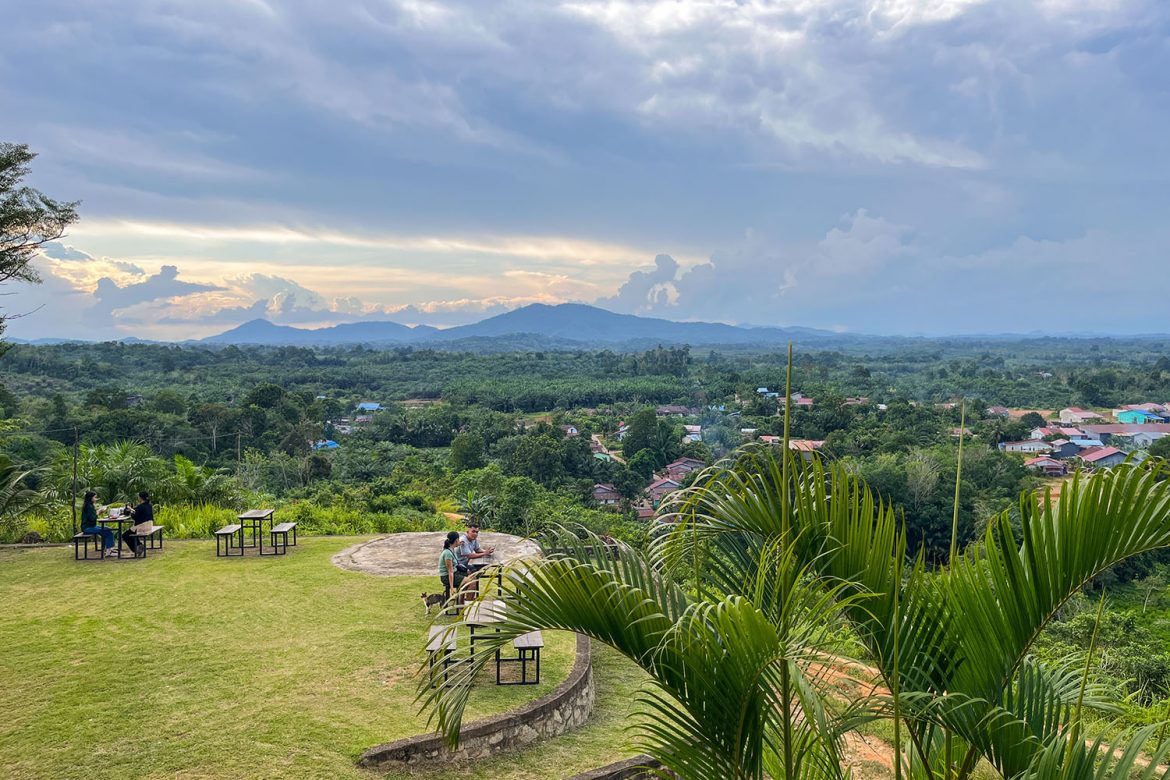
[[332, 531, 541, 576]]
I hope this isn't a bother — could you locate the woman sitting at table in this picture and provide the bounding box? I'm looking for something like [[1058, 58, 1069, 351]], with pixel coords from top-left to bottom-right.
[[439, 530, 467, 602], [122, 490, 154, 554], [80, 491, 115, 552]]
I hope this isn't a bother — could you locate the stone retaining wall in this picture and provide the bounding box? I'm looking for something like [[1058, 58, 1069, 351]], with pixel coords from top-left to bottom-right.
[[359, 633, 594, 769], [564, 755, 670, 779]]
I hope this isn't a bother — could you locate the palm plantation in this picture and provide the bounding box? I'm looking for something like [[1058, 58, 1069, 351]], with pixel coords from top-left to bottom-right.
[[422, 446, 1170, 779]]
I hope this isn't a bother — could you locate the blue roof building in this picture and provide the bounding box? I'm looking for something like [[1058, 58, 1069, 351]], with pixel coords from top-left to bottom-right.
[[313, 440, 340, 450], [1117, 409, 1163, 424], [355, 402, 384, 412]]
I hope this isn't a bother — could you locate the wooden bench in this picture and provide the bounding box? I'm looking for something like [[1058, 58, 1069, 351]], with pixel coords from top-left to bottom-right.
[[215, 524, 244, 557], [72, 530, 106, 561], [426, 625, 458, 686], [268, 521, 297, 555], [497, 630, 543, 685], [142, 525, 165, 550]]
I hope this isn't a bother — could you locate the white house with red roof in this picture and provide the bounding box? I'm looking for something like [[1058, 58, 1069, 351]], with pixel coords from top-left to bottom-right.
[[1059, 407, 1106, 424]]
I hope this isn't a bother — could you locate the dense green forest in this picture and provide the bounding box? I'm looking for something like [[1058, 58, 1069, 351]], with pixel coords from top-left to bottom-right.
[[2, 337, 1169, 554]]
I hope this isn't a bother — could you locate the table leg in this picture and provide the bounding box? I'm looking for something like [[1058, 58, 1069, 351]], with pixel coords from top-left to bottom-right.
[[259, 520, 264, 555]]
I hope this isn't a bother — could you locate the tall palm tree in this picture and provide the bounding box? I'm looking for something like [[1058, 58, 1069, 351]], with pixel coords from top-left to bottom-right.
[[420, 447, 1170, 779]]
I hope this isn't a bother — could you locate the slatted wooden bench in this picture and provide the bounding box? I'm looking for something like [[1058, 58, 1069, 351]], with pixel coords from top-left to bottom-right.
[[497, 630, 543, 685], [426, 625, 458, 685], [215, 524, 244, 557], [72, 530, 106, 560], [142, 525, 165, 550], [268, 521, 297, 554]]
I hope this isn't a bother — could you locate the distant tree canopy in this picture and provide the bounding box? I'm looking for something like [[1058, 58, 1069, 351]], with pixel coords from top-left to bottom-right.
[[0, 142, 79, 343]]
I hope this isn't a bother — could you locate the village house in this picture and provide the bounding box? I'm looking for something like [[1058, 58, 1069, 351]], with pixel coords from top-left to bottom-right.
[[655, 405, 696, 417], [740, 427, 758, 439], [999, 440, 1053, 454], [758, 435, 781, 444], [780, 392, 814, 408], [986, 405, 1011, 417], [1116, 409, 1165, 424], [682, 424, 702, 443], [665, 457, 706, 481], [559, 424, 580, 437], [1030, 426, 1085, 440], [646, 477, 682, 506], [1069, 438, 1106, 451], [1059, 407, 1106, 425], [633, 499, 656, 520], [1080, 423, 1170, 443], [591, 483, 622, 507], [355, 401, 385, 413], [1116, 403, 1169, 416], [789, 439, 825, 452], [1047, 439, 1080, 459], [1079, 446, 1127, 468], [843, 397, 870, 406], [615, 422, 630, 440], [1130, 431, 1169, 449], [1024, 456, 1068, 476]]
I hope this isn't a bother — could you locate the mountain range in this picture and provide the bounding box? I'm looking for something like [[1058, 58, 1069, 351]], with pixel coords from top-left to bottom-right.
[[200, 303, 838, 348]]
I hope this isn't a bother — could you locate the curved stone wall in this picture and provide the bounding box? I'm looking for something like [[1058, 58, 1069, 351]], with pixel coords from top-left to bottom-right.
[[359, 633, 594, 769]]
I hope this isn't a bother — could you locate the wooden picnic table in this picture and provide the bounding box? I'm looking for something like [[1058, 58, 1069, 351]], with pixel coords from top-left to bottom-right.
[[465, 598, 507, 659], [237, 509, 275, 555], [97, 510, 134, 558]]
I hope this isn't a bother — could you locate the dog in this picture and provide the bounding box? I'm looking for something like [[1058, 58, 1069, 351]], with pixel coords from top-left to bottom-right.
[[420, 592, 445, 615]]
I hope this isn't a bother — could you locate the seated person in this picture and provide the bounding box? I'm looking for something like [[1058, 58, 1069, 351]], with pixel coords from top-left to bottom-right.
[[438, 531, 465, 601], [80, 491, 115, 552], [122, 490, 154, 554], [456, 524, 496, 572]]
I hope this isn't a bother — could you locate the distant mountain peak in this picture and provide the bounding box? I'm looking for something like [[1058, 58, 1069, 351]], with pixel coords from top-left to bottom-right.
[[199, 303, 839, 347]]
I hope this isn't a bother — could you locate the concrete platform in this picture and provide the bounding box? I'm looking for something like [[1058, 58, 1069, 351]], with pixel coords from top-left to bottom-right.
[[332, 531, 540, 576]]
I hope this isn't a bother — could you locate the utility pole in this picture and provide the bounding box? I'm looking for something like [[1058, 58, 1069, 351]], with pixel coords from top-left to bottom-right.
[[236, 431, 242, 465], [71, 426, 79, 535]]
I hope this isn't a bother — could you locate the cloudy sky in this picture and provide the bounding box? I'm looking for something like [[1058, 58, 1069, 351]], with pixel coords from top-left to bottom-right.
[[2, 0, 1168, 339]]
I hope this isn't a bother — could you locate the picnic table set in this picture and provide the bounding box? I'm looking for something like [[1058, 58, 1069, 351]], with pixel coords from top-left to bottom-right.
[[427, 559, 544, 687], [72, 505, 164, 560], [215, 509, 297, 557]]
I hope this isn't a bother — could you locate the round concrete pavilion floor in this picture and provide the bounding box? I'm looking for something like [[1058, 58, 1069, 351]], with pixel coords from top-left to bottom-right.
[[332, 531, 541, 576]]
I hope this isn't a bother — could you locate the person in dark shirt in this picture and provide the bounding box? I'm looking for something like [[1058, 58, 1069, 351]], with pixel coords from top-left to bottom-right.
[[122, 491, 154, 554], [80, 491, 115, 551]]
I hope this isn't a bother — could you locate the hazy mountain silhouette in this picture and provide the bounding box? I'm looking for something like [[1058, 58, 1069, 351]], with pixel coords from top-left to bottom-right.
[[200, 303, 833, 347]]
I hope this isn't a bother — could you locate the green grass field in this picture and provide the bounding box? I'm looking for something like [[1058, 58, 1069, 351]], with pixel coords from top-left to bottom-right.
[[0, 537, 643, 779]]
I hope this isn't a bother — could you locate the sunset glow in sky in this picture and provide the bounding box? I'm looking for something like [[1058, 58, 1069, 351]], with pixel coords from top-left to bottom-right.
[[3, 0, 1169, 339]]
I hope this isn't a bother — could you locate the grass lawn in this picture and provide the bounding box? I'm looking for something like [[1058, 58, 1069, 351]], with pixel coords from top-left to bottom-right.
[[0, 536, 596, 779]]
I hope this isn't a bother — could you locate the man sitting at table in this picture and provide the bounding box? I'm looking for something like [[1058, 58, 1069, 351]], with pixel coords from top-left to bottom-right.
[[457, 524, 495, 572], [122, 491, 154, 554]]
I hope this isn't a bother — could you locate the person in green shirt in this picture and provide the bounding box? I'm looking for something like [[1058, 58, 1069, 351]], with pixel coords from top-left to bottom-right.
[[80, 491, 115, 551], [438, 530, 465, 600]]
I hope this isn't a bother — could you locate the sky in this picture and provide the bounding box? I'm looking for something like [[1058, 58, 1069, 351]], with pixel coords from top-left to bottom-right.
[[2, 0, 1169, 340]]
